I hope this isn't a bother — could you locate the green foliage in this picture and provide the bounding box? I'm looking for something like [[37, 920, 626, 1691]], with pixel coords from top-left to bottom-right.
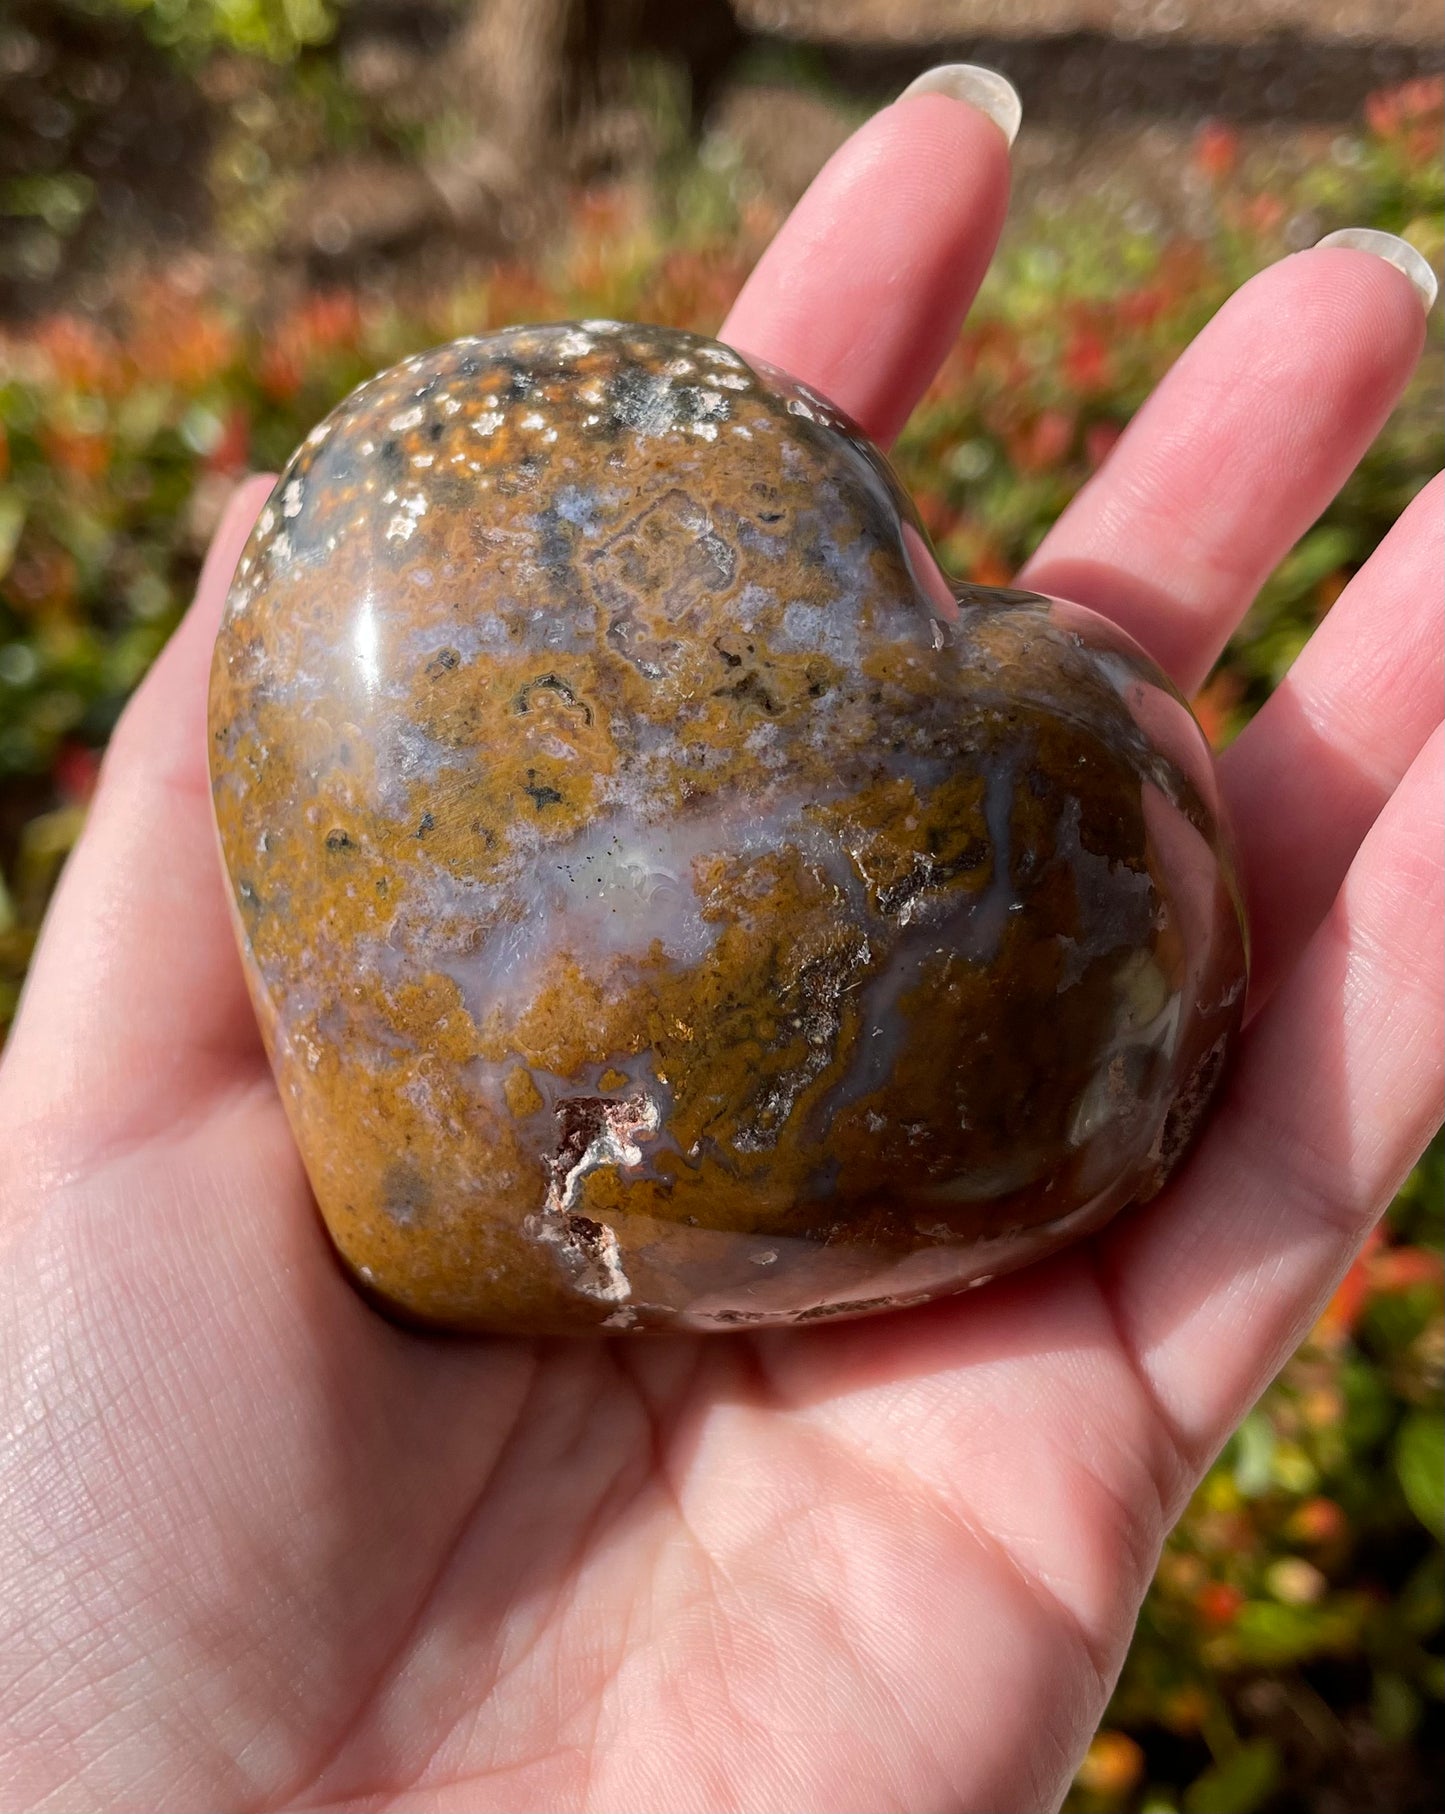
[[1184, 1740, 1282, 1814], [107, 0, 335, 61], [1396, 1413, 1445, 1538], [0, 55, 1441, 1813]]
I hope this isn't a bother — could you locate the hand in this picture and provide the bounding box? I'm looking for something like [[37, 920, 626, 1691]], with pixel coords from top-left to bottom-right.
[[2, 82, 1440, 1814]]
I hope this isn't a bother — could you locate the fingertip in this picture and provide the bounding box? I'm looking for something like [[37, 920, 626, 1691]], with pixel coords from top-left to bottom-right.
[[896, 63, 1023, 150], [1264, 243, 1428, 374], [722, 94, 1011, 444], [1313, 228, 1438, 315]]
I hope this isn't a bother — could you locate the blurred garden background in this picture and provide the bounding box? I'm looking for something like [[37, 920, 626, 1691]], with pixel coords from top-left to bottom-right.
[[1, 1, 1441, 1808]]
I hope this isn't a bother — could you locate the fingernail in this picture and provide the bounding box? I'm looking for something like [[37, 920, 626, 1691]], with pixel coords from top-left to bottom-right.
[[898, 64, 1022, 149], [1314, 227, 1438, 313]]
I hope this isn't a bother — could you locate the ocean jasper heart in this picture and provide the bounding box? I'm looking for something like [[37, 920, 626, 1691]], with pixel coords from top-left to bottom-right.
[[209, 321, 1248, 1335]]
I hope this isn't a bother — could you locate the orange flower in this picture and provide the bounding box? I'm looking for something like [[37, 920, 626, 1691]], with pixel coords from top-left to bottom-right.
[[256, 292, 367, 401], [125, 281, 239, 392], [1315, 568, 1350, 615], [968, 547, 1014, 588], [642, 247, 751, 332], [1314, 1225, 1385, 1346], [569, 184, 640, 242], [1076, 1730, 1145, 1797], [30, 314, 125, 395], [1161, 1684, 1210, 1734], [1193, 120, 1241, 182], [1288, 1497, 1348, 1547], [258, 341, 303, 403], [481, 262, 562, 332], [1190, 669, 1244, 750], [290, 291, 365, 355], [1371, 1245, 1444, 1293], [41, 427, 112, 483]]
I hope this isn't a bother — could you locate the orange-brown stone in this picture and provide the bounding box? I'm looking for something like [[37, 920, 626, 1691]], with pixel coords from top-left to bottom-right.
[[208, 322, 1248, 1335]]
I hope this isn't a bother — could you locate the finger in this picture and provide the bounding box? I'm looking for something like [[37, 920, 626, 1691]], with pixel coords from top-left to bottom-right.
[[1221, 472, 1444, 1007], [721, 81, 1013, 446], [2, 476, 276, 1169], [1095, 724, 1444, 1476], [1020, 243, 1429, 693], [4, 82, 1012, 1163]]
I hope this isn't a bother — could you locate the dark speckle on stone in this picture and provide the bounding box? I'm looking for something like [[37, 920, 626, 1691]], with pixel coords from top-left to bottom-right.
[[524, 770, 565, 811]]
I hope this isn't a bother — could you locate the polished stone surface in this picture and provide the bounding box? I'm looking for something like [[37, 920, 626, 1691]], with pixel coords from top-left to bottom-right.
[[209, 322, 1248, 1334]]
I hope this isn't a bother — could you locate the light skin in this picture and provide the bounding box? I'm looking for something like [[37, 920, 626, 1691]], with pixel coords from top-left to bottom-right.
[[1, 88, 1441, 1814]]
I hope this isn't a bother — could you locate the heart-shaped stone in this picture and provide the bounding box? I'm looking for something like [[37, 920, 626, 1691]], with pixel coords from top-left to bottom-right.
[[209, 322, 1247, 1334]]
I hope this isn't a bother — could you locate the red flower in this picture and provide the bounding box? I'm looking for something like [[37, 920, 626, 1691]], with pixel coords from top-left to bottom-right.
[[1062, 326, 1114, 395], [205, 404, 252, 478], [258, 293, 366, 401], [1196, 1581, 1245, 1627], [1008, 409, 1074, 475], [1116, 285, 1170, 332], [1239, 194, 1287, 236], [1365, 74, 1444, 142], [53, 741, 101, 805], [1193, 121, 1241, 182], [1084, 420, 1122, 470]]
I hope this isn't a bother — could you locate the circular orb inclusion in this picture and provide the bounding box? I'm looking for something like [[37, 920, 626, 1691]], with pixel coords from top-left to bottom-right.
[[209, 321, 1248, 1335]]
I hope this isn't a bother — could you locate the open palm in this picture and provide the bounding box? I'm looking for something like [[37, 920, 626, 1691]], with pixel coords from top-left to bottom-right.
[[2, 90, 1441, 1814]]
